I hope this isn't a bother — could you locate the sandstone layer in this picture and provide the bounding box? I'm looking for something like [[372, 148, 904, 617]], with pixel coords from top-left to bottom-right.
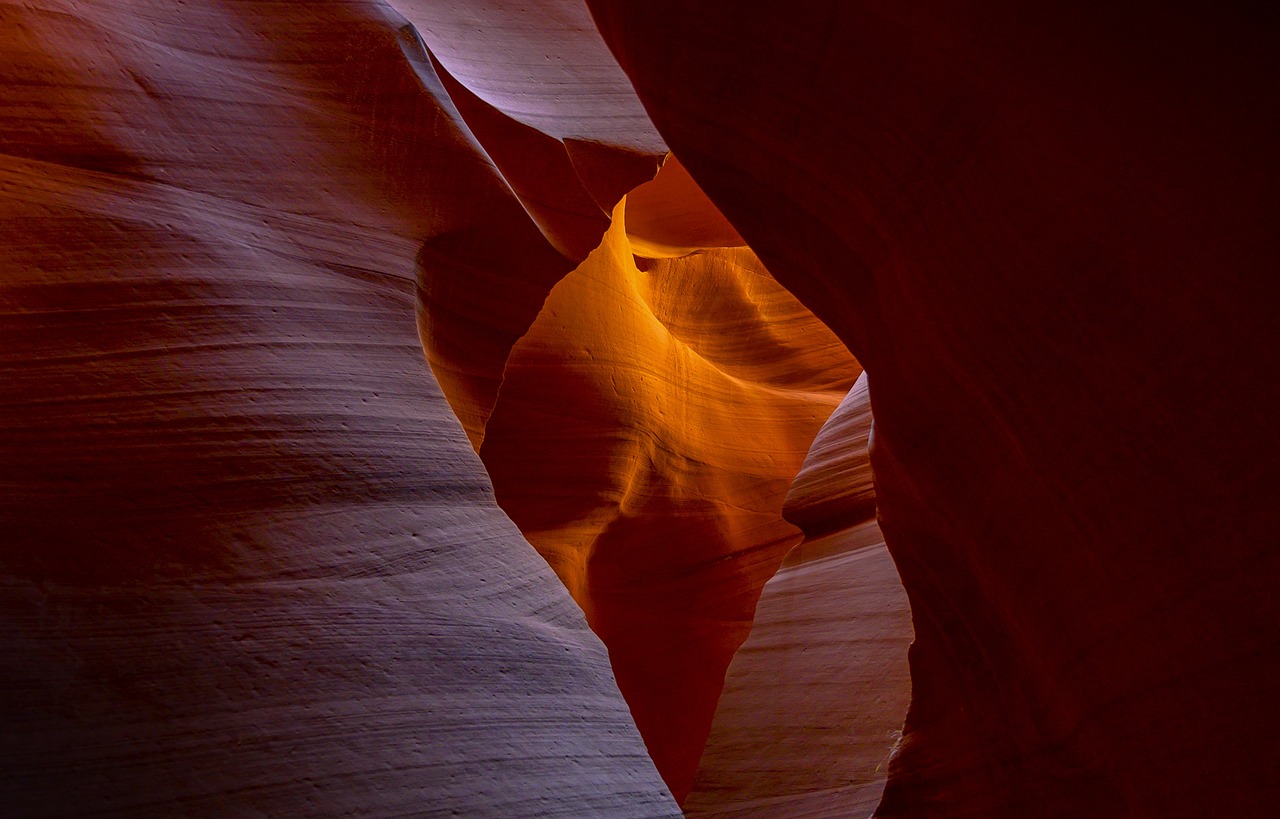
[[686, 521, 912, 817], [783, 373, 876, 540], [0, 2, 678, 815]]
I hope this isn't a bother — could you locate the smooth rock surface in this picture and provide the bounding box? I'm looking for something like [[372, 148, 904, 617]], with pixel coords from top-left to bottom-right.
[[479, 196, 859, 800], [588, 3, 1280, 816], [0, 2, 677, 816], [784, 373, 877, 540], [686, 521, 913, 818]]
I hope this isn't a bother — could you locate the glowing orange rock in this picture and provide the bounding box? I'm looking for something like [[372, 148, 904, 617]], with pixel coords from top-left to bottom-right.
[[477, 192, 859, 800]]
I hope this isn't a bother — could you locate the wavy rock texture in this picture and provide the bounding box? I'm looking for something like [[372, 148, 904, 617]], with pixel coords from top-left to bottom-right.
[[401, 0, 666, 445], [10, 2, 1271, 817], [784, 372, 876, 540], [390, 0, 662, 149], [686, 521, 912, 818], [0, 2, 679, 816], [589, 3, 1280, 816], [688, 376, 910, 817], [477, 193, 860, 800]]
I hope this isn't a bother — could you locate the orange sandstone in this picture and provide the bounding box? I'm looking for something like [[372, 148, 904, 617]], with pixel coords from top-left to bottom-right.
[[477, 192, 859, 800]]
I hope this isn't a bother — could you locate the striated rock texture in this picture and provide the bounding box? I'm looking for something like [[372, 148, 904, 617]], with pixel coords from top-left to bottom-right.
[[784, 372, 876, 540], [685, 521, 913, 818], [588, 2, 1280, 816], [9, 1, 1277, 817], [686, 368, 910, 817], [477, 192, 859, 800], [0, 1, 679, 816], [394, 0, 667, 447]]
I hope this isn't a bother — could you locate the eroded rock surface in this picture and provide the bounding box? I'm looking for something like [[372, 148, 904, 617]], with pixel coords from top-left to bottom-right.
[[784, 373, 876, 540], [479, 196, 858, 800], [9, 2, 1275, 817]]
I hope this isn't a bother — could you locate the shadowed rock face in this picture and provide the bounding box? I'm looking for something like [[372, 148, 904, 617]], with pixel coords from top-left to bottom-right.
[[588, 2, 1280, 816]]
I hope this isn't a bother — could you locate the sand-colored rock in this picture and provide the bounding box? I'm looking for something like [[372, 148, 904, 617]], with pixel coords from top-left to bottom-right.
[[478, 195, 859, 800], [0, 2, 677, 815], [784, 373, 877, 539], [588, 3, 1280, 815], [686, 521, 913, 818]]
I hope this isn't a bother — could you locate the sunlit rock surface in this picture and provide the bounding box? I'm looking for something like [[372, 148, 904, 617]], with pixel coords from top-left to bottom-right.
[[477, 194, 859, 800]]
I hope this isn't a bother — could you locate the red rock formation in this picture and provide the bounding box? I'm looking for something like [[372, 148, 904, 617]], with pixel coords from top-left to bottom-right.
[[390, 8, 870, 800], [685, 372, 912, 817], [0, 2, 678, 815], [11, 2, 1276, 816], [588, 3, 1280, 816], [400, 0, 666, 445]]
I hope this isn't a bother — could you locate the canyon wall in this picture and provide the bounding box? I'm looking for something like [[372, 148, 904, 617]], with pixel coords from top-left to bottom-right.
[[685, 520, 912, 818], [0, 2, 677, 815], [588, 3, 1280, 816], [5, 1, 1276, 817]]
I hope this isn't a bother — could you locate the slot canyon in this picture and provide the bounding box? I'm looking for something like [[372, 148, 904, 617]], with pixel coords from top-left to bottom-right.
[[1, 2, 1276, 817]]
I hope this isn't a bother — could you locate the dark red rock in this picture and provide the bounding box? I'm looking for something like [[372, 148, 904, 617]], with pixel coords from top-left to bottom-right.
[[588, 3, 1280, 815]]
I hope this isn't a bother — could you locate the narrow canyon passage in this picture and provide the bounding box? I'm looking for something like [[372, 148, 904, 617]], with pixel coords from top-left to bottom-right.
[[3, 2, 1275, 818], [588, 3, 1280, 816], [423, 153, 914, 805]]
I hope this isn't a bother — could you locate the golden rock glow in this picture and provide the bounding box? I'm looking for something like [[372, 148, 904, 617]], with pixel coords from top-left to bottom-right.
[[473, 186, 859, 799]]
